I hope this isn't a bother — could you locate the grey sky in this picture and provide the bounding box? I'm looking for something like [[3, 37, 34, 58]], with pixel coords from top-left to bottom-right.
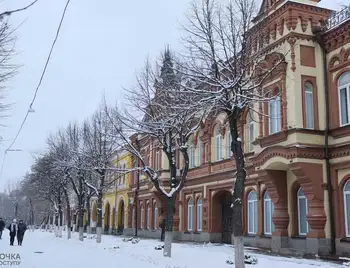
[[0, 0, 343, 190]]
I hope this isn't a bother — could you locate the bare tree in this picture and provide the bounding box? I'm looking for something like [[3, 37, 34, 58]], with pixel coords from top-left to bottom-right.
[[82, 103, 120, 243], [108, 49, 203, 257], [180, 0, 288, 266], [48, 123, 88, 241]]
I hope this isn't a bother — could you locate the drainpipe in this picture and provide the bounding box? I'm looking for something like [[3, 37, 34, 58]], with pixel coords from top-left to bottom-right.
[[314, 26, 336, 255]]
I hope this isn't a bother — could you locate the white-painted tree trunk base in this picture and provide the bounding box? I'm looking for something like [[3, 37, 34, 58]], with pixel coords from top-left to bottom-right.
[[87, 226, 92, 234], [79, 227, 84, 241], [67, 228, 71, 239], [163, 231, 173, 258], [234, 236, 245, 268], [58, 227, 63, 238], [96, 227, 102, 243]]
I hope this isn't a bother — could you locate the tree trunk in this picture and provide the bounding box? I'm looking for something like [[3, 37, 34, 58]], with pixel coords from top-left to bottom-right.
[[163, 196, 175, 257], [63, 188, 72, 239], [86, 194, 92, 234], [96, 190, 103, 243], [230, 115, 246, 268], [58, 194, 63, 238]]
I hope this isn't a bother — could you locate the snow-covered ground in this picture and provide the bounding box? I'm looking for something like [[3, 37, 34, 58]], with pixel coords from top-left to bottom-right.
[[0, 229, 344, 268]]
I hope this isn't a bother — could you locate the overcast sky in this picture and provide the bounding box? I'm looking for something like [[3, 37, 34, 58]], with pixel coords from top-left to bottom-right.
[[0, 0, 343, 190]]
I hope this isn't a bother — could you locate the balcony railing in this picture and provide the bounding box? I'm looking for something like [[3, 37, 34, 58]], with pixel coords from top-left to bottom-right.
[[323, 5, 350, 31]]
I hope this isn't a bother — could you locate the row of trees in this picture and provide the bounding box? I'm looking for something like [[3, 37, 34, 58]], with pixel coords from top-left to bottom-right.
[[10, 0, 285, 267]]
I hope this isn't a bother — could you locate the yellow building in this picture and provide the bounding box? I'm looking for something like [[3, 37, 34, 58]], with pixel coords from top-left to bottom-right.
[[101, 149, 131, 235]]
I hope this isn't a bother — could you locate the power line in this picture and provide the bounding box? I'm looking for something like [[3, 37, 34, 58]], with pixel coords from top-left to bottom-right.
[[0, 0, 72, 181]]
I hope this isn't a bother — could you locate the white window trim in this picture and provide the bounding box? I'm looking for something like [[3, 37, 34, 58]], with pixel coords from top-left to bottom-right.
[[304, 82, 314, 129], [154, 207, 158, 230], [297, 189, 309, 236], [339, 84, 350, 127], [197, 199, 203, 232], [263, 193, 273, 235], [247, 192, 258, 234], [268, 96, 281, 134], [187, 200, 193, 231]]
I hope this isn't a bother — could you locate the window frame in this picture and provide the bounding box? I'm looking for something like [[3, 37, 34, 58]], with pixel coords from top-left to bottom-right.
[[263, 191, 275, 235], [147, 206, 151, 229], [249, 115, 254, 152], [132, 207, 135, 229], [247, 191, 258, 234], [338, 72, 350, 127], [215, 128, 222, 161], [198, 139, 203, 166], [187, 199, 193, 231], [304, 81, 315, 129], [197, 198, 203, 232], [344, 181, 350, 237], [297, 187, 309, 236], [140, 207, 144, 229], [268, 95, 281, 135], [154, 206, 158, 230]]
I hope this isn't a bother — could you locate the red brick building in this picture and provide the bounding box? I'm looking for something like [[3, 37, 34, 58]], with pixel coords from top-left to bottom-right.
[[123, 0, 350, 257]]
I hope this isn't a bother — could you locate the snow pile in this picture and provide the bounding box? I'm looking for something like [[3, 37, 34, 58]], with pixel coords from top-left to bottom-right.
[[226, 254, 258, 265], [155, 244, 164, 250], [122, 237, 140, 244]]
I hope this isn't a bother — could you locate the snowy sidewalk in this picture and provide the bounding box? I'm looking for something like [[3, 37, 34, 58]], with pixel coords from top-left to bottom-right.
[[0, 230, 343, 268]]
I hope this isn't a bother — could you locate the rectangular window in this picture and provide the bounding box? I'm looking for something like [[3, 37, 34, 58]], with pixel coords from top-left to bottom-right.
[[188, 205, 193, 231], [198, 140, 203, 166], [147, 207, 150, 229], [249, 121, 254, 152], [264, 199, 271, 234], [189, 147, 195, 168], [140, 208, 144, 229], [248, 201, 258, 234], [216, 135, 222, 161], [340, 87, 350, 126], [298, 198, 309, 235], [155, 151, 160, 170], [154, 207, 158, 229], [269, 98, 281, 134], [132, 208, 135, 229], [197, 204, 202, 231], [227, 132, 232, 158]]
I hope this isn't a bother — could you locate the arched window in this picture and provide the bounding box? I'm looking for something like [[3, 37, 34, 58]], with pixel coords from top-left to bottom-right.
[[187, 199, 193, 231], [215, 127, 222, 161], [304, 82, 314, 129], [344, 181, 350, 237], [147, 205, 151, 229], [249, 114, 254, 152], [197, 198, 203, 232], [338, 72, 350, 126], [226, 129, 232, 158], [247, 191, 258, 234], [264, 191, 275, 235], [140, 207, 144, 229], [132, 207, 135, 229], [154, 206, 158, 230], [297, 187, 309, 235], [268, 94, 281, 134], [198, 138, 203, 166]]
